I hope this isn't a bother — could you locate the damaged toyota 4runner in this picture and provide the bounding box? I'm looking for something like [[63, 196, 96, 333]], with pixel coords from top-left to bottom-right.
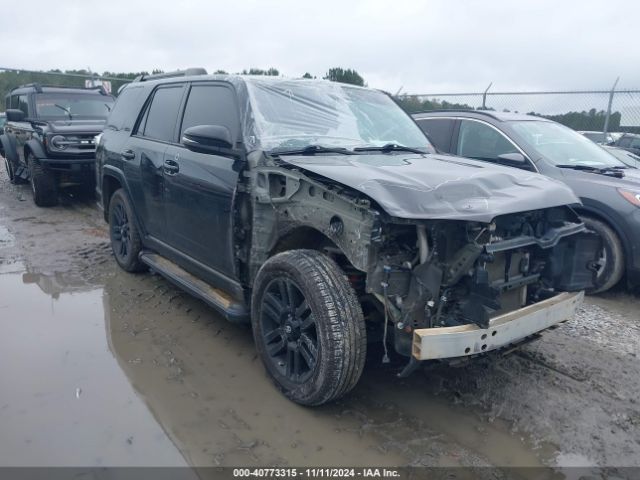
[[97, 71, 600, 405]]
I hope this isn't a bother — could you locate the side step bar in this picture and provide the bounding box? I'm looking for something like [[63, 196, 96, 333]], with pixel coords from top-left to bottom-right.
[[139, 252, 249, 323]]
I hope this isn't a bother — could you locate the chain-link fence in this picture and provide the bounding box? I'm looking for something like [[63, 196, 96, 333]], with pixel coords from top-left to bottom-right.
[[396, 88, 640, 134]]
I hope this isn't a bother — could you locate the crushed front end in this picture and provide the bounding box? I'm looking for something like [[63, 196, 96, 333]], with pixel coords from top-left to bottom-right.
[[366, 206, 600, 362]]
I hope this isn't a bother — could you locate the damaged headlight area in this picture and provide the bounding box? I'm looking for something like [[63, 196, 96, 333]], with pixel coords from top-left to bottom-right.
[[366, 207, 601, 359]]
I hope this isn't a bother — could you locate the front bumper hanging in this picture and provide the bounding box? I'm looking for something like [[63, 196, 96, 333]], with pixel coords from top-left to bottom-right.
[[412, 291, 584, 360]]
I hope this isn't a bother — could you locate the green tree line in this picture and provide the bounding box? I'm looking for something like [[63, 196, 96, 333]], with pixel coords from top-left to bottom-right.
[[0, 66, 368, 110], [396, 95, 626, 132]]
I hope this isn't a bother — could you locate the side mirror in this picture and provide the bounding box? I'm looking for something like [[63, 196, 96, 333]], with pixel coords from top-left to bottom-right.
[[182, 125, 233, 153], [497, 152, 526, 164], [5, 109, 26, 122]]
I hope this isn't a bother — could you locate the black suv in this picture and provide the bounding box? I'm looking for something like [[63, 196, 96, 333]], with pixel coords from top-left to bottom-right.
[[414, 110, 640, 293], [98, 70, 598, 405], [1, 84, 114, 206]]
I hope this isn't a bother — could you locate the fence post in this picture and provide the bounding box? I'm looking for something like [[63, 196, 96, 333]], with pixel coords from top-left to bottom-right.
[[481, 82, 493, 109], [603, 77, 619, 135]]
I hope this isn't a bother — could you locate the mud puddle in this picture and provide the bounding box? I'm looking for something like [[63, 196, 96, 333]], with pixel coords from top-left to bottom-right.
[[102, 269, 557, 471], [0, 270, 187, 466]]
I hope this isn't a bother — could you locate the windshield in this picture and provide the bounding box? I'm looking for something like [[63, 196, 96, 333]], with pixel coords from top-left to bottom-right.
[[510, 121, 626, 168], [245, 79, 435, 152], [35, 93, 114, 120]]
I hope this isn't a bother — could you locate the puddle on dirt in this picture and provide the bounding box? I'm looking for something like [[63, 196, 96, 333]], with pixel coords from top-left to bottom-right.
[[0, 258, 561, 471], [0, 271, 187, 467], [100, 269, 561, 472]]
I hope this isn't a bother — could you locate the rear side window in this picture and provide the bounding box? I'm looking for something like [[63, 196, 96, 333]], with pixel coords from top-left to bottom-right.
[[106, 86, 146, 131], [618, 136, 632, 147], [140, 86, 184, 142], [631, 137, 640, 148], [180, 84, 240, 141], [17, 95, 29, 116], [415, 118, 455, 152]]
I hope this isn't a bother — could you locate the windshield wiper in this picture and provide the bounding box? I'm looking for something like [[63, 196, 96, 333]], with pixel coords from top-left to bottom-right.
[[556, 164, 626, 177], [54, 104, 73, 120], [353, 143, 426, 154], [271, 145, 354, 156]]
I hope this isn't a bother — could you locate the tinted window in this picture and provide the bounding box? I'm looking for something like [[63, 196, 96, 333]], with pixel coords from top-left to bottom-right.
[[618, 136, 632, 147], [180, 85, 239, 140], [457, 120, 518, 161], [17, 95, 29, 116], [142, 86, 184, 142], [106, 86, 146, 131], [416, 118, 454, 152], [630, 137, 640, 148]]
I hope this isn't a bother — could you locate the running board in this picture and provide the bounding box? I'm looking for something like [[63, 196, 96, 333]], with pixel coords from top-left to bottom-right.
[[139, 252, 249, 323]]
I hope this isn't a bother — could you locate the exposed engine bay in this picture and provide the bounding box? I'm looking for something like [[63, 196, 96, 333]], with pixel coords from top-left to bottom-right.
[[366, 207, 599, 357]]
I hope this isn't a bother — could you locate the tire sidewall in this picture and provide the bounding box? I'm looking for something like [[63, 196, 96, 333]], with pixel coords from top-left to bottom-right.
[[252, 263, 331, 402], [4, 156, 15, 182], [109, 190, 140, 271], [583, 217, 623, 293]]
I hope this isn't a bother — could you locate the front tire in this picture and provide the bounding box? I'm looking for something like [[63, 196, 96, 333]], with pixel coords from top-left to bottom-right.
[[583, 216, 624, 294], [251, 250, 366, 406], [108, 188, 146, 272], [27, 153, 58, 207]]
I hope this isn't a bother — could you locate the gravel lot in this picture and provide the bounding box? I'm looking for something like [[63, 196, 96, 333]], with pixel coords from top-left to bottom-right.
[[0, 166, 638, 477]]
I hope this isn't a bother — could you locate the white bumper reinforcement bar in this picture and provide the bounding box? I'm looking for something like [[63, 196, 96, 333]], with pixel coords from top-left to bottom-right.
[[412, 291, 584, 361]]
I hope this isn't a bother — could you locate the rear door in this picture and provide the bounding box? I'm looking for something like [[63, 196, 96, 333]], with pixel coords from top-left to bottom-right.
[[163, 82, 242, 278], [128, 84, 186, 240]]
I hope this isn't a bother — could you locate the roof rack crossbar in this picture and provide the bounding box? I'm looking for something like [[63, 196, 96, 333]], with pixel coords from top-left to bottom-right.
[[16, 83, 43, 93], [134, 68, 208, 82], [10, 83, 111, 95]]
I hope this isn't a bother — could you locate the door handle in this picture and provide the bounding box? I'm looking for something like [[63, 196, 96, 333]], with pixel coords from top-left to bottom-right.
[[163, 159, 180, 175], [121, 149, 136, 161]]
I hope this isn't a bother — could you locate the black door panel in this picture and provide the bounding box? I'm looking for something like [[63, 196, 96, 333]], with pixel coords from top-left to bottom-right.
[[163, 146, 239, 276]]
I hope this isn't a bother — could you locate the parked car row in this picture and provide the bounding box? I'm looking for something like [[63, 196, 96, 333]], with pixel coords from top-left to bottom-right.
[[0, 71, 618, 405]]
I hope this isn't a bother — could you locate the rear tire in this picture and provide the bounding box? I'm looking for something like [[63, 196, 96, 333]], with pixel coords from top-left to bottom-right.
[[4, 156, 16, 184], [582, 216, 624, 294], [251, 250, 366, 406], [28, 153, 58, 207], [108, 188, 146, 272]]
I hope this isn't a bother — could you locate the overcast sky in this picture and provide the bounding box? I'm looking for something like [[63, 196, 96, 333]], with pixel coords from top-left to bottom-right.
[[1, 0, 637, 94]]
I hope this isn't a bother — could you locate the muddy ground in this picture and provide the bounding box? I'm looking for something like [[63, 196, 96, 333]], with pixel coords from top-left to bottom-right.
[[0, 167, 639, 477]]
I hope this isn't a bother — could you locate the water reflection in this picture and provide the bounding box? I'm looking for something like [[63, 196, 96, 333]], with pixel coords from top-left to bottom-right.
[[101, 269, 555, 472], [0, 270, 187, 467]]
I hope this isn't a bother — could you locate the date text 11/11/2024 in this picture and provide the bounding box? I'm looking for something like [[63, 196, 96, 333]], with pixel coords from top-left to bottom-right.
[[232, 468, 401, 478]]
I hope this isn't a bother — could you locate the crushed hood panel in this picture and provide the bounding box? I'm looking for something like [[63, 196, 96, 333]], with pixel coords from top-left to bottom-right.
[[282, 153, 581, 222]]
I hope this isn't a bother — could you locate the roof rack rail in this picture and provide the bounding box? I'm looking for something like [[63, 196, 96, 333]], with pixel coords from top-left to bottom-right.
[[11, 83, 111, 95], [85, 85, 110, 95], [133, 68, 208, 82], [15, 83, 43, 93]]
